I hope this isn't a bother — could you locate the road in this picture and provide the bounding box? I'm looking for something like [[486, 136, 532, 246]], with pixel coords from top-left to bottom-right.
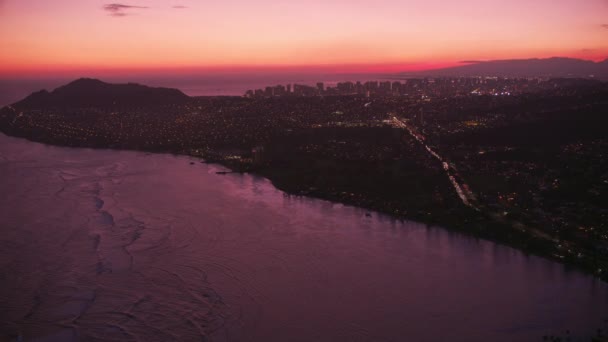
[[390, 115, 478, 210], [390, 115, 558, 243]]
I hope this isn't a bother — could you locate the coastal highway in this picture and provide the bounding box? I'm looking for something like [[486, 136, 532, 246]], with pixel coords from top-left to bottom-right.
[[390, 115, 478, 210], [390, 115, 557, 245]]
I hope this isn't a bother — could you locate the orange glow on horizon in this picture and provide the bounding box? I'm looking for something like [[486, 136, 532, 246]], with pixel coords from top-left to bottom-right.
[[0, 0, 607, 78]]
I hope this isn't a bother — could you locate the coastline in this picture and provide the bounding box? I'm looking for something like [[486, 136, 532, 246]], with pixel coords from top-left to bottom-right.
[[2, 131, 604, 283]]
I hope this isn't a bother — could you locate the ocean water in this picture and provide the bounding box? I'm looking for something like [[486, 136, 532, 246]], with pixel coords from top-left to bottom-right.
[[1, 133, 607, 341]]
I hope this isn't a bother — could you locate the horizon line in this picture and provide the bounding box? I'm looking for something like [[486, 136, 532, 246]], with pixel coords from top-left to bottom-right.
[[1, 55, 606, 79]]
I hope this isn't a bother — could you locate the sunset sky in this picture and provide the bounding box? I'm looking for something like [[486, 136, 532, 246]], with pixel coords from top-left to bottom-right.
[[0, 0, 607, 77]]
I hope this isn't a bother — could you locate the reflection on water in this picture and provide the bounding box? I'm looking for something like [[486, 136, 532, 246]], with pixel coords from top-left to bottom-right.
[[0, 134, 606, 342]]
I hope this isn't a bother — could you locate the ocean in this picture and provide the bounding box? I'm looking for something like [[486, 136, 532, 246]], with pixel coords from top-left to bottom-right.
[[1, 133, 607, 341]]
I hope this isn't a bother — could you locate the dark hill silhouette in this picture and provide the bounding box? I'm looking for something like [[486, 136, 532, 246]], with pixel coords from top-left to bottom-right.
[[14, 78, 190, 108], [405, 57, 608, 78]]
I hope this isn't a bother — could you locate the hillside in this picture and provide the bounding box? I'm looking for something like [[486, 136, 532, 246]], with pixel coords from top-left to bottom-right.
[[406, 57, 608, 78], [13, 78, 190, 108]]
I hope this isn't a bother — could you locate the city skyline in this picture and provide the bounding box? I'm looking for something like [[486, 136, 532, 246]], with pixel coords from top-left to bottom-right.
[[1, 0, 607, 77]]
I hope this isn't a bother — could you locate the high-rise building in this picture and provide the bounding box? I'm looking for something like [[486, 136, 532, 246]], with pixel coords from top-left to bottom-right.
[[273, 85, 286, 96], [392, 81, 402, 95], [364, 81, 378, 93], [379, 81, 391, 94], [337, 82, 354, 94], [265, 86, 273, 97], [356, 81, 364, 94], [294, 84, 316, 96], [316, 82, 325, 94]]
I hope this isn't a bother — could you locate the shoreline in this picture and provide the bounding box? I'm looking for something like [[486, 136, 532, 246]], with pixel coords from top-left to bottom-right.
[[2, 131, 604, 283]]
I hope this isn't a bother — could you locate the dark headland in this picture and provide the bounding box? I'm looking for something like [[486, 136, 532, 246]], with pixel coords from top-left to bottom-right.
[[15, 78, 190, 108], [1, 76, 607, 281]]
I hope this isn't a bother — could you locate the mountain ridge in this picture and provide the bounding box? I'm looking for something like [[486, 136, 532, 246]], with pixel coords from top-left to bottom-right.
[[14, 78, 190, 108], [404, 57, 608, 78]]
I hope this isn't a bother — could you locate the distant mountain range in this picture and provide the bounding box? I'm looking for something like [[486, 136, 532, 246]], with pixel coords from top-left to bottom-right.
[[404, 57, 608, 79], [14, 78, 190, 108]]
